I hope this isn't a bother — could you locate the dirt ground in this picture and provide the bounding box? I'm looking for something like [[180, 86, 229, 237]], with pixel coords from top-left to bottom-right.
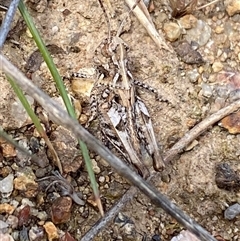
[[1, 0, 240, 240]]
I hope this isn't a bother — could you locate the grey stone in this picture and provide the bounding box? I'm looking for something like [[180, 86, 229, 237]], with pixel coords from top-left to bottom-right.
[[224, 203, 240, 220], [0, 174, 14, 196]]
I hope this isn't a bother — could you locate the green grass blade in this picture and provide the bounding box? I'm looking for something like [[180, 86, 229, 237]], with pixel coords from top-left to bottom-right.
[[7, 75, 63, 173], [8, 75, 42, 129], [80, 141, 104, 215], [0, 127, 32, 156], [18, 0, 74, 116], [18, 0, 102, 214]]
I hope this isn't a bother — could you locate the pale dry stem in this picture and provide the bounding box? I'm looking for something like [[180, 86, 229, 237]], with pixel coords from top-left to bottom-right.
[[124, 0, 174, 52]]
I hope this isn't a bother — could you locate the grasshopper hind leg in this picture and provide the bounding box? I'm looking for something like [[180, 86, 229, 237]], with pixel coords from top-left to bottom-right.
[[134, 80, 168, 102]]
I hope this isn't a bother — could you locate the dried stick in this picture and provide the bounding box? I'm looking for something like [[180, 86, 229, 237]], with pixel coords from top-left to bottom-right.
[[197, 0, 221, 10], [124, 0, 173, 52], [0, 54, 217, 241], [0, 0, 20, 48], [81, 186, 138, 241], [81, 100, 240, 241], [164, 100, 240, 163], [0, 5, 8, 11]]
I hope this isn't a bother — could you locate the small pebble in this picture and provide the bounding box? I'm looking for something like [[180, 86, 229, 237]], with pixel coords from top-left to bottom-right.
[[187, 69, 199, 83], [19, 226, 29, 241], [51, 25, 59, 35], [163, 22, 181, 42], [6, 215, 19, 229], [0, 166, 12, 177], [224, 203, 240, 220], [35, 168, 49, 178], [99, 158, 109, 167], [11, 231, 19, 241], [0, 174, 14, 196], [21, 198, 35, 207], [51, 197, 72, 224], [71, 78, 95, 97], [91, 159, 101, 174], [14, 168, 38, 197], [179, 14, 197, 29], [60, 232, 76, 241], [201, 83, 213, 98], [16, 149, 29, 167], [152, 234, 161, 241], [43, 221, 59, 241], [50, 126, 82, 173], [0, 233, 15, 241], [225, 0, 240, 16], [1, 143, 16, 158], [98, 176, 105, 183], [18, 205, 31, 227], [171, 230, 200, 241], [0, 203, 15, 214], [186, 20, 211, 46], [212, 62, 223, 73], [29, 226, 45, 241], [0, 220, 9, 229], [220, 111, 240, 134], [114, 213, 136, 237], [36, 211, 48, 221], [31, 150, 49, 168], [10, 200, 19, 209], [185, 140, 199, 151], [10, 96, 34, 129], [215, 26, 224, 34], [79, 114, 88, 125], [30, 207, 39, 217]]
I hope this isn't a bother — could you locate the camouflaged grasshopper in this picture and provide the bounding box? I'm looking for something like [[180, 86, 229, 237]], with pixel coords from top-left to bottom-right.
[[73, 0, 165, 178]]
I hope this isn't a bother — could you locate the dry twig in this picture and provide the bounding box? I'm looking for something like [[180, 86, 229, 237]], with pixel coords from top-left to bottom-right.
[[0, 0, 20, 48], [164, 100, 240, 163], [124, 0, 173, 52]]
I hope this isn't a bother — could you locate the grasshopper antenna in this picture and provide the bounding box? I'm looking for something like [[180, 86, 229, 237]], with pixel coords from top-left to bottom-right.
[[97, 0, 142, 39], [97, 0, 111, 42], [116, 0, 142, 37]]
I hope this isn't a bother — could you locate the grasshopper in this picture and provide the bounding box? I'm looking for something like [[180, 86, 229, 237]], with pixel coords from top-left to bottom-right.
[[73, 0, 165, 178]]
